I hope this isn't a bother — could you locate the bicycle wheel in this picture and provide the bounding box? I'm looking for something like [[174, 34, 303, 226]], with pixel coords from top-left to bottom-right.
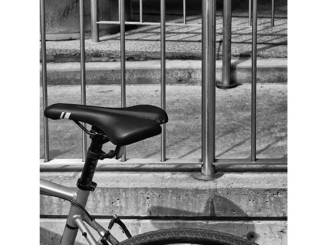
[[119, 228, 257, 245]]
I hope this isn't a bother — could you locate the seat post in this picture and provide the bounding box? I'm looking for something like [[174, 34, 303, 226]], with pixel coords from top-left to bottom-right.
[[77, 129, 108, 191], [61, 129, 109, 245]]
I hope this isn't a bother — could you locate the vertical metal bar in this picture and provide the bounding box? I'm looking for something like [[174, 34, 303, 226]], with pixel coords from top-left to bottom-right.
[[140, 0, 143, 23], [120, 0, 126, 107], [119, 0, 121, 20], [251, 0, 257, 162], [201, 0, 216, 176], [249, 0, 252, 26], [120, 0, 127, 161], [41, 0, 50, 162], [222, 0, 231, 86], [217, 0, 237, 89], [183, 0, 186, 24], [161, 0, 166, 161], [91, 0, 99, 42], [271, 0, 275, 27], [79, 0, 87, 161]]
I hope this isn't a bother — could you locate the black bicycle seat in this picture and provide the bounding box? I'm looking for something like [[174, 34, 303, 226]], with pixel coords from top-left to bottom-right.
[[44, 103, 168, 146]]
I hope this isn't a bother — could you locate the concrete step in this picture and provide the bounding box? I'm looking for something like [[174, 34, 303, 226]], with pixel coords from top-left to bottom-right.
[[40, 170, 287, 245], [41, 171, 287, 217], [42, 59, 287, 85]]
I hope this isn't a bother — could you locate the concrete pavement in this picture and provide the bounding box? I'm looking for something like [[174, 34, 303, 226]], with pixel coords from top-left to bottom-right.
[[40, 84, 286, 161], [44, 15, 287, 63], [42, 13, 287, 84]]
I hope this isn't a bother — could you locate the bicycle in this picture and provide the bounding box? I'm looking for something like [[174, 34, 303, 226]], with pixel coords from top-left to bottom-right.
[[40, 103, 257, 245]]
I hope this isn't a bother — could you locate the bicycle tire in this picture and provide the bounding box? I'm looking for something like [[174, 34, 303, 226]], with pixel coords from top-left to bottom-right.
[[119, 228, 258, 245]]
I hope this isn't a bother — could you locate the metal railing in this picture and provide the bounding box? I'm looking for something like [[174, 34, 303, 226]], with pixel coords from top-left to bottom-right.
[[249, 0, 275, 26], [40, 0, 286, 178], [92, 0, 236, 94]]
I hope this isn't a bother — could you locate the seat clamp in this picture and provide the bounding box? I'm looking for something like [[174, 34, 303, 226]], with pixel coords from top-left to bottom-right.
[[87, 150, 116, 160], [87, 150, 102, 160], [77, 178, 97, 191]]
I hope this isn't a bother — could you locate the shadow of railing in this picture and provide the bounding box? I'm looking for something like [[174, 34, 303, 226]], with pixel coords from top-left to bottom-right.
[[148, 194, 258, 242]]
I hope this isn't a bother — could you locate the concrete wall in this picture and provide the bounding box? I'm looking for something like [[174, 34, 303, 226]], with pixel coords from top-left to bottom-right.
[[40, 168, 287, 245]]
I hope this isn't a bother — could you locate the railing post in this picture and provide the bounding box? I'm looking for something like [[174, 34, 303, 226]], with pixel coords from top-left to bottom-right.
[[161, 0, 167, 161], [41, 0, 50, 162], [91, 0, 99, 42], [183, 0, 187, 24], [249, 0, 252, 26], [201, 0, 216, 178], [120, 0, 127, 162], [216, 0, 237, 89], [79, 0, 87, 161], [140, 0, 143, 23], [271, 0, 275, 27], [251, 0, 257, 162]]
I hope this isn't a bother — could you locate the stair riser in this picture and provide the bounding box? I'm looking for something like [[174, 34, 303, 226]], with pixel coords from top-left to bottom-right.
[[40, 172, 287, 217], [42, 67, 287, 85]]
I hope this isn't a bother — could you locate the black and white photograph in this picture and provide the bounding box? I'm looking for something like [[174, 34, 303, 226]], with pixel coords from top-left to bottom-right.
[[2, 0, 326, 244]]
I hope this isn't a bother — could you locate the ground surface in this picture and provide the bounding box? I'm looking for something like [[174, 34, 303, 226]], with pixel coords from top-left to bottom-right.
[[44, 0, 287, 61], [45, 15, 287, 62], [40, 84, 287, 160]]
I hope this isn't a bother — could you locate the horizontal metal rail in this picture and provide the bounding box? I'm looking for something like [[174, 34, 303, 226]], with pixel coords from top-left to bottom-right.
[[97, 21, 201, 27], [40, 158, 287, 173]]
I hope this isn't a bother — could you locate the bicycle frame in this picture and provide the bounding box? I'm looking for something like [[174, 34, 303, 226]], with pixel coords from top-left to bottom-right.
[[40, 179, 76, 201], [41, 127, 131, 245], [41, 178, 120, 245], [41, 179, 92, 245]]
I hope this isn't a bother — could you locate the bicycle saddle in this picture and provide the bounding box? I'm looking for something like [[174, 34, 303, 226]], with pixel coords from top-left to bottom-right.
[[44, 103, 168, 146]]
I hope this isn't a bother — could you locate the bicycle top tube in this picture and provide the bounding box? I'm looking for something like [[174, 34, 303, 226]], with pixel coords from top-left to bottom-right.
[[44, 103, 168, 146]]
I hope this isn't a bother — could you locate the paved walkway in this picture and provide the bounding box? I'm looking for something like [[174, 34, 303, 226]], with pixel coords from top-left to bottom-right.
[[40, 84, 287, 160], [44, 15, 287, 62]]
